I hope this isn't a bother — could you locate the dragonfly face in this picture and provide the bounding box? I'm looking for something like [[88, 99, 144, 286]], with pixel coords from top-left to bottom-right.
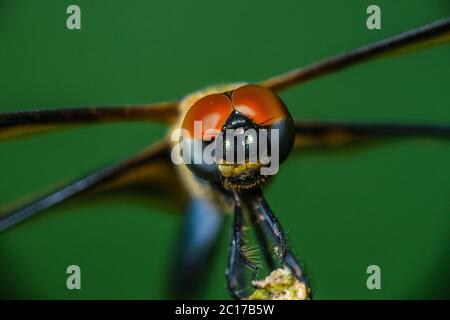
[[180, 84, 295, 191]]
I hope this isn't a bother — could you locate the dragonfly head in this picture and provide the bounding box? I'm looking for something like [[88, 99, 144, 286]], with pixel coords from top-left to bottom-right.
[[181, 84, 295, 191]]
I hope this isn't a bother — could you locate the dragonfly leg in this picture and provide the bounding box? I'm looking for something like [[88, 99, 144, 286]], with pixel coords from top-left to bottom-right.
[[243, 189, 309, 285], [226, 192, 259, 299]]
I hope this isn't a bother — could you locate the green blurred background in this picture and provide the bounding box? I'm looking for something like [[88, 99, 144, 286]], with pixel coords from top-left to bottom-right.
[[0, 0, 449, 299]]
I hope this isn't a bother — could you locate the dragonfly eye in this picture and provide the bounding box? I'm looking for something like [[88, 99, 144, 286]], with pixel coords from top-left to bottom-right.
[[181, 93, 232, 140], [231, 84, 290, 126], [181, 94, 233, 181]]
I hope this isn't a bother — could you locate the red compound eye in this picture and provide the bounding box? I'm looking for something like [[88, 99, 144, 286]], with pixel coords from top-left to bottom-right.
[[182, 93, 233, 140], [231, 84, 289, 125]]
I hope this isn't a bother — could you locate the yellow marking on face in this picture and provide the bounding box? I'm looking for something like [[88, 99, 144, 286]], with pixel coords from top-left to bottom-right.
[[217, 161, 262, 178]]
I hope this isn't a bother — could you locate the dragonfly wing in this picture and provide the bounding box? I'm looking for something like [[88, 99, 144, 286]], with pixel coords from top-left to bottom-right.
[[0, 140, 185, 232], [293, 120, 450, 153], [0, 101, 179, 141], [260, 18, 450, 92]]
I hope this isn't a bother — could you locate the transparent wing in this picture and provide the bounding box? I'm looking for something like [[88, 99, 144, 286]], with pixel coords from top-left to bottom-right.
[[260, 18, 450, 92], [0, 101, 179, 141]]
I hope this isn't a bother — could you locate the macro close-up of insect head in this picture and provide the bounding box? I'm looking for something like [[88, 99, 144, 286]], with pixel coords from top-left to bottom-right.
[[0, 1, 449, 301]]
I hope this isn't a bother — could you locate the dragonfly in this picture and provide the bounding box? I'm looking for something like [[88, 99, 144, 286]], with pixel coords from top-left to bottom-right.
[[1, 17, 449, 299]]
